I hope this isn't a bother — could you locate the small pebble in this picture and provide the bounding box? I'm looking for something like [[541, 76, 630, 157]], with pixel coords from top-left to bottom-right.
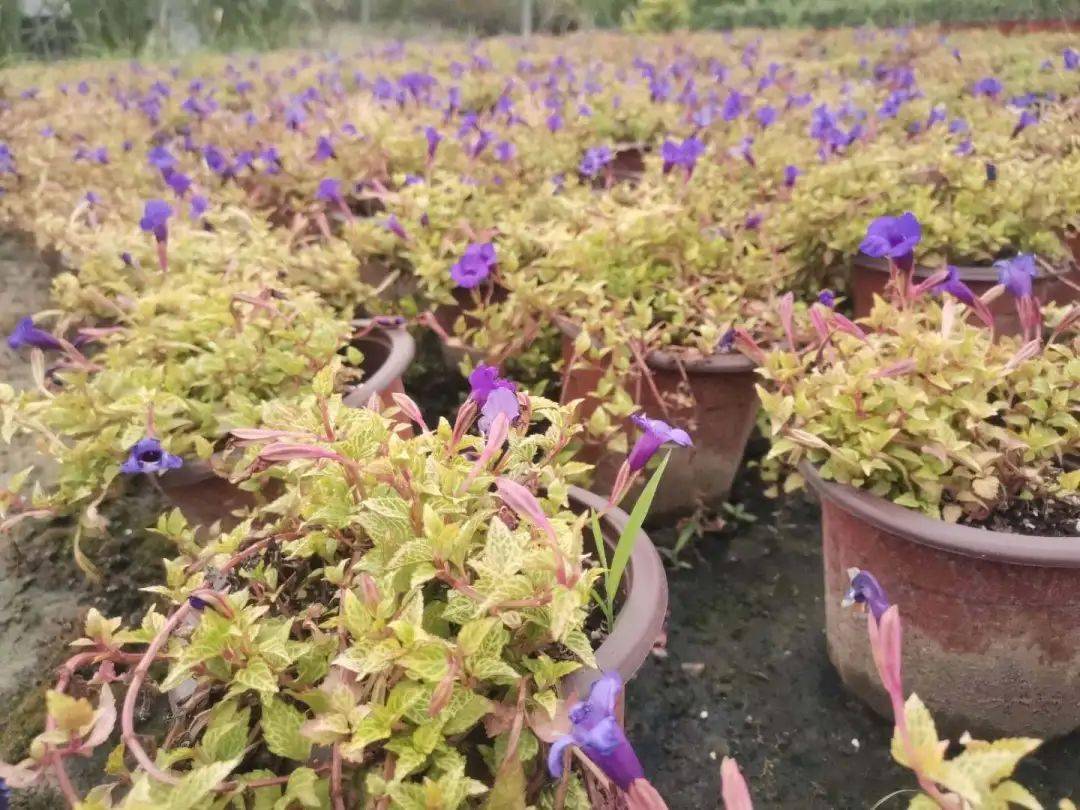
[[709, 751, 717, 761], [681, 661, 705, 676], [851, 738, 860, 750], [699, 709, 709, 719]]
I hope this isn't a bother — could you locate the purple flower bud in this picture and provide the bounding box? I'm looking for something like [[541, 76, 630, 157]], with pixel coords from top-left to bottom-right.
[[818, 289, 836, 308], [384, 214, 407, 240], [783, 164, 801, 188], [139, 199, 172, 243], [755, 104, 777, 128], [546, 113, 563, 133], [1066, 48, 1080, 71], [120, 438, 183, 475], [842, 568, 890, 622], [954, 138, 974, 156], [547, 672, 645, 790], [1012, 108, 1038, 137], [202, 145, 230, 176], [450, 242, 496, 289], [423, 126, 443, 160], [627, 414, 692, 472], [7, 316, 63, 351], [859, 212, 921, 269], [995, 254, 1037, 299]]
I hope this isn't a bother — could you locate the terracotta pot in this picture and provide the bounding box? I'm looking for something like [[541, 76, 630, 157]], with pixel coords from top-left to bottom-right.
[[850, 255, 1080, 337], [558, 320, 759, 515], [160, 322, 416, 527], [804, 462, 1080, 738], [563, 486, 668, 701]]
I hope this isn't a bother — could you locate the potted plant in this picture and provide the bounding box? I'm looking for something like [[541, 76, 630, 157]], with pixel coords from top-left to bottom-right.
[[4, 366, 672, 809], [756, 228, 1080, 735], [1, 218, 414, 570]]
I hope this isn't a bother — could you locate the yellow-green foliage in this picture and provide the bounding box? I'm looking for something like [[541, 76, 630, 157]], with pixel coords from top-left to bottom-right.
[[758, 297, 1080, 520], [34, 389, 602, 809]]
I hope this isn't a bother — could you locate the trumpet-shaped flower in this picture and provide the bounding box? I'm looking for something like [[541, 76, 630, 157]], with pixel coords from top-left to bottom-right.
[[450, 242, 496, 288], [139, 199, 172, 243], [7, 317, 62, 351], [661, 136, 705, 176], [547, 672, 645, 790], [995, 254, 1037, 299], [120, 438, 183, 475], [859, 212, 920, 269], [478, 387, 520, 434], [579, 146, 613, 178], [468, 364, 516, 405], [628, 414, 692, 472], [841, 568, 890, 621]]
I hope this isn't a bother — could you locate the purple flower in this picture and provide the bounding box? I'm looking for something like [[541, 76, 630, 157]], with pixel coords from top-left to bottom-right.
[[1012, 108, 1038, 137], [859, 212, 921, 269], [627, 414, 692, 472], [315, 178, 343, 203], [120, 437, 183, 475], [478, 387, 520, 434], [783, 164, 801, 188], [147, 145, 176, 171], [468, 364, 516, 405], [954, 138, 974, 156], [494, 141, 516, 163], [139, 199, 172, 242], [730, 137, 755, 168], [1064, 48, 1079, 71], [450, 242, 496, 289], [313, 135, 336, 162], [948, 118, 969, 134], [934, 266, 977, 307], [971, 76, 1003, 98], [190, 195, 209, 220], [721, 90, 746, 122], [423, 126, 443, 160], [926, 105, 946, 128], [660, 136, 705, 176], [7, 316, 62, 351], [547, 672, 645, 790], [384, 214, 407, 240], [84, 190, 100, 206], [0, 143, 15, 175], [202, 145, 230, 176], [546, 112, 563, 133], [755, 104, 777, 128], [995, 254, 1037, 299], [164, 170, 192, 198], [579, 146, 613, 178], [818, 289, 836, 308], [842, 568, 890, 622], [744, 212, 763, 230]]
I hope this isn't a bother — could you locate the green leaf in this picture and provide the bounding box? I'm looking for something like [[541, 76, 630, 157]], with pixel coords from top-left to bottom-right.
[[261, 697, 313, 762], [607, 452, 669, 605]]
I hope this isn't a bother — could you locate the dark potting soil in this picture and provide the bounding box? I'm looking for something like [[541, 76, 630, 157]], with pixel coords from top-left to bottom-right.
[[626, 463, 1080, 809], [966, 491, 1080, 538]]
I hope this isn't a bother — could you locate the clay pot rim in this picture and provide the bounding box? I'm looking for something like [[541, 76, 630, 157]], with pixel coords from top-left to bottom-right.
[[555, 315, 757, 375], [852, 253, 1070, 284], [801, 461, 1080, 567], [342, 319, 416, 408], [564, 485, 668, 697], [163, 322, 415, 488]]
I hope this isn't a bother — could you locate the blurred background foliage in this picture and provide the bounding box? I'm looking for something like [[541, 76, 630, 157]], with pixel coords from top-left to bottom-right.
[[0, 0, 1077, 61]]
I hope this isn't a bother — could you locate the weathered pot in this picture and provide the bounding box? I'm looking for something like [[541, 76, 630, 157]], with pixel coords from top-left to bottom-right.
[[160, 322, 416, 527], [564, 486, 668, 703], [559, 321, 759, 515], [804, 462, 1080, 738], [850, 255, 1079, 337]]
